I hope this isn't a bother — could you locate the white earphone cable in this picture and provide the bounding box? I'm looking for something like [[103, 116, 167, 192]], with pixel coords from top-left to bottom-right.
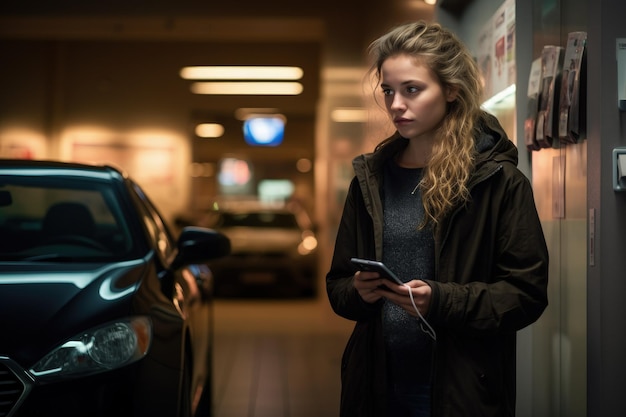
[[405, 283, 437, 341]]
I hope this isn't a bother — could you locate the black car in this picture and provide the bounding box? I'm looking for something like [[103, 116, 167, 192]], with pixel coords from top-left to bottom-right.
[[0, 159, 230, 417]]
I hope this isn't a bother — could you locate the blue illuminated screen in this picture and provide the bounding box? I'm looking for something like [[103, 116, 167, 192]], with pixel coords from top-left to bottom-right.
[[243, 117, 285, 146]]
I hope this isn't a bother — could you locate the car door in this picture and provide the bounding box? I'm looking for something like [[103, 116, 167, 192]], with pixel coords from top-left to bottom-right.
[[128, 181, 213, 416]]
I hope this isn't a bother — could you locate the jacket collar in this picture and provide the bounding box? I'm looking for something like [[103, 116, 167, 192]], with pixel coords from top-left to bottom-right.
[[474, 111, 518, 167]]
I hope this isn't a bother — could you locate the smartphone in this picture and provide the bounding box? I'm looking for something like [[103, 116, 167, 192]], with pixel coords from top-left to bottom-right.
[[350, 258, 404, 285]]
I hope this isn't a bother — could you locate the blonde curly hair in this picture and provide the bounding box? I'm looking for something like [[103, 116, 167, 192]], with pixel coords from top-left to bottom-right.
[[368, 21, 484, 227]]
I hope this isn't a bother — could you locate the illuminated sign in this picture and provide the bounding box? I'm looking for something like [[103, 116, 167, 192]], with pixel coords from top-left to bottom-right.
[[243, 117, 285, 147]]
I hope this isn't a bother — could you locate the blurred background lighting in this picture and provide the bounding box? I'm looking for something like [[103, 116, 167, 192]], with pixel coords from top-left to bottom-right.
[[243, 116, 285, 146], [180, 66, 303, 80], [481, 84, 517, 111], [258, 179, 294, 201], [330, 107, 368, 123], [191, 82, 303, 95], [296, 158, 312, 173], [195, 123, 225, 138]]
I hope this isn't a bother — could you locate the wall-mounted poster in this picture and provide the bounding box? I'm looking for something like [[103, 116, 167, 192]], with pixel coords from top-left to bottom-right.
[[477, 0, 516, 102], [0, 143, 35, 159], [71, 141, 175, 185], [0, 136, 46, 159], [477, 25, 494, 100]]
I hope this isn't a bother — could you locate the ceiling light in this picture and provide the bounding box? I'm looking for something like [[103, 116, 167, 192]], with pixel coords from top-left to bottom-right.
[[195, 123, 224, 138], [481, 84, 516, 111], [424, 0, 437, 5], [191, 82, 303, 95], [331, 108, 368, 123], [180, 66, 303, 80]]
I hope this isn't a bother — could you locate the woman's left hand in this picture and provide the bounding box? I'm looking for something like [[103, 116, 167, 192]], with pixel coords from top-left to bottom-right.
[[375, 279, 432, 317]]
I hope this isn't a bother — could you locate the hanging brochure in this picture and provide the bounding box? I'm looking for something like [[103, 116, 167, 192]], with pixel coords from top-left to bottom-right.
[[616, 38, 626, 111], [535, 45, 564, 148], [524, 58, 543, 151], [558, 31, 587, 144]]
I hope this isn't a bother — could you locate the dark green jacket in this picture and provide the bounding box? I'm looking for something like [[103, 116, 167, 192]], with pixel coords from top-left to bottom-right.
[[326, 112, 549, 417]]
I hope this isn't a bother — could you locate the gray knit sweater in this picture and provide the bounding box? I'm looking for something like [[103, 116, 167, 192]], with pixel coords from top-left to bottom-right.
[[382, 159, 434, 387]]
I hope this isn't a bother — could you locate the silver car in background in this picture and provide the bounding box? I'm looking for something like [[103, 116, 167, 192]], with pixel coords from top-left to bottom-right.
[[200, 200, 319, 298]]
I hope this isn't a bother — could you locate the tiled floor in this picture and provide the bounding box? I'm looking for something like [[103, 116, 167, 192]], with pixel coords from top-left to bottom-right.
[[212, 298, 354, 417]]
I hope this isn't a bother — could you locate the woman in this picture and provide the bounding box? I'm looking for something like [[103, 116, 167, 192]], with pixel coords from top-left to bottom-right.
[[326, 21, 548, 417]]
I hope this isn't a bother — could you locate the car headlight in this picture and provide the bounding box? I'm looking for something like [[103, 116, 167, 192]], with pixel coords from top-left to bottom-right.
[[29, 316, 152, 382]]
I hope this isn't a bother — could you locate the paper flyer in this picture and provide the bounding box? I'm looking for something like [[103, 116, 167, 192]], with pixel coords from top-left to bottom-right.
[[558, 32, 587, 144]]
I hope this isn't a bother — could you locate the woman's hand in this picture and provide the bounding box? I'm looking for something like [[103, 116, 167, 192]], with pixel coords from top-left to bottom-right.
[[353, 270, 385, 303], [375, 279, 432, 317]]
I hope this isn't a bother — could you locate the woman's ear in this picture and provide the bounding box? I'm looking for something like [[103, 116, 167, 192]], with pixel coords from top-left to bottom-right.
[[445, 85, 459, 102]]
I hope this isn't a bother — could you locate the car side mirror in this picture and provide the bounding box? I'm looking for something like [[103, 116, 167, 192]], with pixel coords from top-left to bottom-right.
[[171, 226, 231, 270]]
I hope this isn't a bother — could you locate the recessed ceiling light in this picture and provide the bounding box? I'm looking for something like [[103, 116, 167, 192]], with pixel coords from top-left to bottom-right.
[[195, 123, 224, 138], [331, 108, 368, 123], [180, 66, 303, 80], [190, 82, 303, 95]]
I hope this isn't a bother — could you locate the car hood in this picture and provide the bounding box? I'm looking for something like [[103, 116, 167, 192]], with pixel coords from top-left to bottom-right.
[[221, 227, 302, 253], [0, 258, 149, 366]]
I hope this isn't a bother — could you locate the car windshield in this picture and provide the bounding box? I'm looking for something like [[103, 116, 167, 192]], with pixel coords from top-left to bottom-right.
[[219, 212, 300, 229], [0, 177, 137, 262]]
